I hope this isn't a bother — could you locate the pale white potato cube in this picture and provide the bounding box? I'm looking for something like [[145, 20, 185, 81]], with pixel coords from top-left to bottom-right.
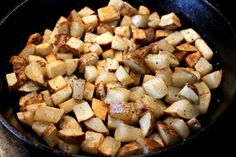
[[83, 81, 95, 101], [155, 39, 175, 53], [41, 90, 54, 106], [48, 75, 67, 92], [84, 117, 109, 134], [148, 12, 160, 28], [82, 15, 98, 27], [111, 35, 128, 51], [129, 86, 145, 102], [180, 28, 200, 43], [115, 66, 134, 85], [120, 15, 132, 26], [144, 54, 169, 72], [165, 31, 184, 46], [89, 43, 103, 55], [17, 111, 34, 126], [70, 21, 85, 39], [201, 70, 223, 89], [104, 87, 130, 104], [51, 84, 72, 105], [35, 43, 52, 56], [6, 73, 17, 87], [19, 44, 35, 57], [84, 66, 98, 83], [43, 124, 59, 148], [56, 53, 73, 61], [58, 140, 80, 154], [95, 70, 118, 85], [195, 38, 213, 60], [107, 115, 124, 130], [32, 121, 50, 136], [194, 57, 213, 76], [105, 58, 119, 71], [34, 106, 64, 123], [65, 37, 84, 55], [179, 84, 199, 104], [84, 32, 98, 43], [72, 78, 85, 100], [159, 12, 181, 30], [73, 101, 94, 122], [25, 62, 44, 85], [78, 6, 95, 17], [96, 32, 114, 45], [108, 0, 124, 11], [114, 26, 131, 38], [138, 5, 150, 15], [139, 111, 155, 137], [65, 59, 79, 76], [58, 98, 77, 114], [132, 15, 149, 28], [46, 60, 67, 79]]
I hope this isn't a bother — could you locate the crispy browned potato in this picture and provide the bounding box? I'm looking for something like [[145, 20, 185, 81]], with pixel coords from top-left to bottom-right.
[[117, 142, 143, 157]]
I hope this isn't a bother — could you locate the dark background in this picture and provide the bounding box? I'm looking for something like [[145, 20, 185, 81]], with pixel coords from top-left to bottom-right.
[[0, 0, 236, 156]]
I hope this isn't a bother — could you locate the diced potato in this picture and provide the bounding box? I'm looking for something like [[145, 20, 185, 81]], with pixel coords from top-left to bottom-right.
[[148, 133, 165, 148], [195, 57, 213, 76], [180, 28, 200, 43], [98, 136, 121, 157], [165, 99, 199, 119], [46, 53, 57, 63], [156, 121, 180, 146], [19, 44, 35, 58], [138, 5, 150, 15], [19, 92, 37, 106], [51, 84, 72, 105], [114, 26, 131, 38], [155, 68, 172, 86], [89, 43, 103, 55], [78, 53, 99, 73], [34, 106, 64, 123], [58, 140, 80, 154], [165, 31, 184, 46], [25, 62, 44, 84], [25, 102, 47, 112], [105, 87, 130, 104], [117, 142, 143, 157], [139, 111, 156, 137], [201, 70, 223, 89], [143, 75, 156, 83], [98, 6, 120, 22], [144, 54, 169, 72], [136, 138, 162, 154], [96, 82, 106, 99], [92, 98, 108, 121], [58, 115, 82, 131], [108, 0, 124, 11], [179, 84, 199, 104], [111, 35, 128, 51], [155, 39, 175, 53], [6, 72, 17, 87], [78, 6, 95, 17], [132, 15, 149, 28], [84, 32, 98, 43], [129, 86, 145, 102], [120, 16, 132, 26], [46, 60, 67, 79], [84, 117, 109, 134], [159, 12, 181, 30], [164, 86, 184, 104], [43, 124, 59, 148], [82, 15, 98, 27], [120, 2, 138, 16], [129, 71, 141, 86], [172, 68, 197, 88], [35, 43, 52, 56], [132, 29, 147, 43], [83, 81, 95, 101], [72, 78, 85, 100], [155, 30, 172, 40], [95, 71, 118, 85], [48, 75, 67, 92], [185, 51, 201, 68], [65, 59, 79, 76], [115, 66, 134, 85], [70, 21, 85, 39], [143, 77, 168, 99], [195, 38, 213, 60], [102, 49, 115, 59], [96, 32, 114, 45], [176, 43, 198, 52], [58, 129, 85, 144], [97, 23, 114, 35], [187, 117, 202, 131], [105, 58, 119, 71], [81, 131, 104, 155], [84, 66, 98, 83], [114, 123, 143, 142], [58, 98, 77, 114], [73, 101, 94, 122], [148, 12, 160, 28], [27, 32, 42, 45], [56, 53, 73, 60], [193, 81, 210, 96], [107, 115, 124, 130], [17, 111, 34, 126], [32, 121, 51, 136], [65, 37, 84, 55]]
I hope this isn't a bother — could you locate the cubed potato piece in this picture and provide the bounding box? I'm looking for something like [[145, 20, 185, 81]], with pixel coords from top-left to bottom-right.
[[48, 75, 67, 92], [97, 23, 114, 35], [23, 93, 43, 106], [129, 71, 141, 86], [155, 30, 172, 40], [138, 5, 150, 15], [155, 39, 175, 53], [165, 31, 184, 46], [156, 121, 180, 146], [165, 99, 199, 119], [43, 29, 52, 43], [65, 59, 79, 76], [148, 12, 160, 28], [78, 6, 95, 17], [98, 6, 120, 22], [107, 115, 124, 130], [144, 54, 169, 72], [58, 115, 82, 131], [46, 60, 67, 79], [35, 43, 52, 56], [25, 62, 44, 84], [108, 0, 124, 11], [83, 81, 95, 101], [187, 117, 202, 131], [105, 58, 119, 71], [115, 66, 134, 85], [137, 95, 167, 119], [6, 72, 17, 87], [120, 2, 138, 16], [25, 102, 47, 112], [34, 106, 64, 123], [180, 28, 200, 43], [46, 53, 57, 63], [136, 138, 162, 154], [129, 86, 145, 102], [179, 84, 199, 104], [201, 70, 223, 89], [51, 84, 72, 105], [89, 43, 103, 55], [105, 87, 130, 104], [102, 49, 115, 59], [195, 38, 213, 60], [114, 123, 143, 142], [144, 28, 155, 43], [83, 15, 99, 32], [176, 43, 198, 52], [84, 32, 98, 43], [41, 90, 54, 106], [56, 53, 73, 60], [65, 37, 84, 55], [193, 81, 210, 96], [98, 136, 121, 157], [164, 86, 184, 104], [58, 140, 80, 154], [19, 92, 37, 106], [58, 129, 85, 144], [148, 133, 165, 148], [132, 15, 149, 28], [96, 32, 114, 45], [17, 111, 34, 126], [19, 44, 35, 58], [70, 21, 85, 39], [194, 57, 213, 76], [84, 117, 109, 134], [159, 12, 181, 30], [143, 77, 168, 99], [155, 68, 173, 86], [32, 121, 50, 136], [95, 71, 118, 85], [43, 124, 59, 147], [73, 101, 94, 122], [185, 51, 201, 68], [58, 98, 77, 114], [72, 78, 85, 100], [84, 66, 98, 83], [132, 29, 147, 43], [111, 35, 128, 51], [120, 16, 132, 26], [114, 26, 131, 38], [78, 53, 99, 73], [28, 55, 46, 66], [117, 142, 143, 157], [96, 82, 106, 99], [81, 131, 104, 154], [92, 98, 108, 121], [139, 111, 156, 137]]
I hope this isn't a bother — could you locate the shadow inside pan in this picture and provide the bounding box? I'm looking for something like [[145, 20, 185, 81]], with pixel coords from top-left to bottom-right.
[[0, 0, 236, 156]]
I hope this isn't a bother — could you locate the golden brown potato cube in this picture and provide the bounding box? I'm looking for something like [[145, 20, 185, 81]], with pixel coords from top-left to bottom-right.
[[98, 6, 120, 22], [72, 78, 85, 100], [84, 117, 109, 134], [35, 43, 53, 56], [185, 51, 201, 68], [78, 52, 99, 73], [120, 2, 138, 16], [32, 121, 51, 136], [95, 71, 118, 85], [92, 98, 108, 121], [58, 98, 77, 114], [6, 72, 17, 87], [19, 92, 37, 106], [58, 140, 80, 154], [51, 84, 72, 105], [73, 101, 94, 122], [129, 86, 145, 102], [174, 51, 188, 61], [58, 115, 82, 131], [129, 71, 141, 86], [98, 136, 121, 157], [159, 12, 181, 30], [176, 43, 198, 52], [81, 131, 104, 155], [65, 37, 84, 55], [117, 142, 143, 157], [78, 6, 95, 17], [48, 75, 67, 92], [138, 5, 150, 15], [136, 138, 163, 154], [25, 62, 45, 85], [155, 30, 172, 40], [108, 0, 124, 11], [17, 111, 34, 126], [34, 106, 64, 123], [114, 26, 131, 38], [148, 12, 160, 28], [41, 90, 54, 106], [43, 124, 59, 148], [89, 43, 103, 55], [102, 49, 115, 59], [120, 16, 132, 26], [96, 82, 106, 99], [58, 129, 85, 144], [27, 32, 42, 45], [132, 29, 147, 43], [97, 23, 114, 35], [25, 102, 47, 113], [145, 28, 155, 43], [83, 81, 95, 101], [46, 60, 67, 79]]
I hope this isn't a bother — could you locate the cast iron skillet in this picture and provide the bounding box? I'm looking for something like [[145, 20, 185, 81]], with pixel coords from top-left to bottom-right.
[[0, 0, 236, 156]]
